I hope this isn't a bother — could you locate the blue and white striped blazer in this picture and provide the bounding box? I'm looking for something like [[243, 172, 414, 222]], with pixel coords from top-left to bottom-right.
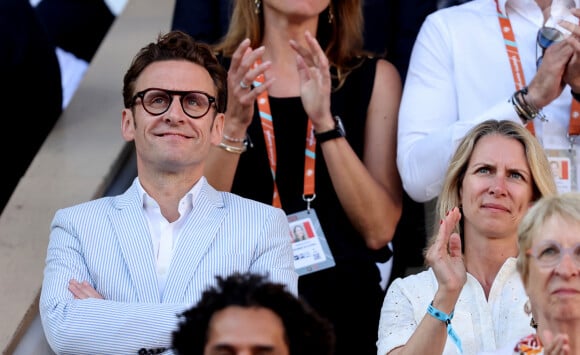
[[40, 177, 297, 354]]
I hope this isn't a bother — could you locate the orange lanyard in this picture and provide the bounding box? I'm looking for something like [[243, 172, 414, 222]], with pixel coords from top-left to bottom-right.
[[252, 59, 317, 209], [494, 0, 580, 137]]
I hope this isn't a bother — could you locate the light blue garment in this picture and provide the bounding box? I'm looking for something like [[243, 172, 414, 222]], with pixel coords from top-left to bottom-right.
[[40, 177, 297, 354]]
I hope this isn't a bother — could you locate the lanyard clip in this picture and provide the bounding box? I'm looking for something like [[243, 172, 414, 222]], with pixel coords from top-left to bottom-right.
[[567, 133, 577, 152], [302, 194, 316, 213]]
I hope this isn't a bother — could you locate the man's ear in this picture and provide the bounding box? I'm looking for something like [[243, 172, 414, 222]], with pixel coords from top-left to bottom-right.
[[121, 108, 135, 142], [210, 113, 225, 145]]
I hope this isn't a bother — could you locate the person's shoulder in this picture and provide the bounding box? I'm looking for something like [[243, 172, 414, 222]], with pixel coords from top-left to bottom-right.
[[56, 195, 117, 214], [339, 55, 382, 84], [375, 57, 401, 83], [424, 0, 494, 24], [416, 0, 495, 49], [349, 54, 398, 78], [390, 267, 435, 287], [347, 54, 378, 68], [51, 196, 119, 228], [384, 268, 437, 305], [57, 177, 139, 213]]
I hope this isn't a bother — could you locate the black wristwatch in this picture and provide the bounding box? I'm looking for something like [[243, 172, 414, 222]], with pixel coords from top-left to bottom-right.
[[314, 115, 346, 143]]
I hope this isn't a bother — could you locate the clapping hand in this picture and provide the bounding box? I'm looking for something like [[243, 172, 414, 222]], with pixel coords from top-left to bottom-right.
[[562, 8, 580, 93], [290, 31, 333, 132], [530, 8, 580, 108], [425, 207, 467, 301], [542, 329, 571, 355], [228, 38, 275, 130]]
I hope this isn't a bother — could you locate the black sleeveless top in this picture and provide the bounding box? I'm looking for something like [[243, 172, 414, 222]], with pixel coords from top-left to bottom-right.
[[223, 55, 389, 355], [231, 56, 391, 263]]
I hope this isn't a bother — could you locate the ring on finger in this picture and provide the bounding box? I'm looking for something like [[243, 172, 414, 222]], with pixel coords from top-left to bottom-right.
[[240, 80, 250, 89]]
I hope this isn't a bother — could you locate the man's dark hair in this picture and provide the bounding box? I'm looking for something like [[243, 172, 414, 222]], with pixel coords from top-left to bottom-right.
[[122, 30, 227, 114], [172, 272, 335, 355]]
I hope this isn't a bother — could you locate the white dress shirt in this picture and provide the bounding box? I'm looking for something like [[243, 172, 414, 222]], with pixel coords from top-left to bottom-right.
[[140, 177, 201, 298], [397, 0, 580, 202], [377, 258, 533, 355]]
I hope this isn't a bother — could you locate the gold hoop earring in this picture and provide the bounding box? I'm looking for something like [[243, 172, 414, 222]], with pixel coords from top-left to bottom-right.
[[254, 0, 261, 15]]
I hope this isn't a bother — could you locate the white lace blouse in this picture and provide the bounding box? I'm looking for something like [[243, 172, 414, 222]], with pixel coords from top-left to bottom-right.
[[377, 258, 534, 355]]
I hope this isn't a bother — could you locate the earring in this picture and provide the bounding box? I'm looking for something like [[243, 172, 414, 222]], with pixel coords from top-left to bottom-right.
[[328, 3, 334, 24], [254, 0, 261, 15], [523, 299, 531, 315], [530, 317, 538, 329]]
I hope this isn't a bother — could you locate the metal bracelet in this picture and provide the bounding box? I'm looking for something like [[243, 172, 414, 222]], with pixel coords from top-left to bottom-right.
[[223, 134, 247, 143], [217, 141, 247, 154]]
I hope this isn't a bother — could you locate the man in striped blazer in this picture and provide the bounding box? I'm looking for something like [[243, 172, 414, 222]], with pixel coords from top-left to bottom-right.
[[39, 30, 297, 355]]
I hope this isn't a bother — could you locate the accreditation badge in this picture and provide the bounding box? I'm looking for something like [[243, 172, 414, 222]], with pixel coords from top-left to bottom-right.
[[546, 149, 577, 193], [286, 209, 335, 276]]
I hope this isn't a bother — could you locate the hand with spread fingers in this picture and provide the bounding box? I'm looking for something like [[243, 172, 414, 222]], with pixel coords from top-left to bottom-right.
[[226, 38, 274, 131], [290, 31, 333, 132]]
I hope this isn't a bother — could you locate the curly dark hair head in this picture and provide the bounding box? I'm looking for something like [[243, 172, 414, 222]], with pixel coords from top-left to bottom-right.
[[122, 30, 227, 114], [172, 272, 335, 355]]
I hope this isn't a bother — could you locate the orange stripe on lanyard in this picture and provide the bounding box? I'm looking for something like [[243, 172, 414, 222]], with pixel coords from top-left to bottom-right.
[[495, 0, 535, 135], [252, 59, 317, 209]]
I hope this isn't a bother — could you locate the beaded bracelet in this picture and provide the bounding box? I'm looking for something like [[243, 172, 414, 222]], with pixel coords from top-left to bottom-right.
[[427, 301, 463, 354]]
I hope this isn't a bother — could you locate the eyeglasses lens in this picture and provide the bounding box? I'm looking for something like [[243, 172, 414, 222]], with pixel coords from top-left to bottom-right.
[[532, 242, 580, 268], [536, 27, 566, 68], [537, 27, 565, 50], [182, 92, 210, 116], [143, 90, 171, 115]]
